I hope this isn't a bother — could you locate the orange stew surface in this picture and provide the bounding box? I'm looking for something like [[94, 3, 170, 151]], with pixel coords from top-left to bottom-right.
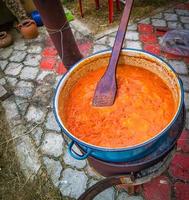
[[59, 65, 176, 148]]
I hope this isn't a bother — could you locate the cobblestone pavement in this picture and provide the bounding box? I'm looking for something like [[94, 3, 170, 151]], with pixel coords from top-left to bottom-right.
[[1, 2, 189, 200]]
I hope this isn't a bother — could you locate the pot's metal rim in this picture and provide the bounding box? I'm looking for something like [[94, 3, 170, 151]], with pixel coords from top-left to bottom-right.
[[53, 48, 184, 152]]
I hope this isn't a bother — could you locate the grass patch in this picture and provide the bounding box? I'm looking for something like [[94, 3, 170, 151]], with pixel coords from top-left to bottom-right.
[[0, 103, 64, 200]]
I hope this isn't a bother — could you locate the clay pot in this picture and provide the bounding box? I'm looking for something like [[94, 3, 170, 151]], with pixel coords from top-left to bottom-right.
[[0, 31, 13, 48], [17, 19, 38, 39]]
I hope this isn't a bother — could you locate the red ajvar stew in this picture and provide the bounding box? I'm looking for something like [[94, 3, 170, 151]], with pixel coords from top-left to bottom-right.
[[59, 65, 176, 148]]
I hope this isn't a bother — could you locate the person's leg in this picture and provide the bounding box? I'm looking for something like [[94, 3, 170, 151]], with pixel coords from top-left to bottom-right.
[[3, 0, 28, 22]]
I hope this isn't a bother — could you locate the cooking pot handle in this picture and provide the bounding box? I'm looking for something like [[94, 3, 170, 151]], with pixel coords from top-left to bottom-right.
[[68, 141, 92, 160]]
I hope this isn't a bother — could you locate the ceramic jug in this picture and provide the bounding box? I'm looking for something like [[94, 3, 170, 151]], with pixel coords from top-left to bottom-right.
[[0, 31, 13, 48], [17, 19, 38, 39]]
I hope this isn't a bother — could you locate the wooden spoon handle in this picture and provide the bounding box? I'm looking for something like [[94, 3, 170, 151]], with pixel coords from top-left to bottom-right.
[[106, 0, 134, 76], [92, 0, 134, 107]]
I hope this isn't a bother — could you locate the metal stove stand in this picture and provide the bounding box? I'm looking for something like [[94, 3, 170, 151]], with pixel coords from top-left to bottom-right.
[[78, 147, 176, 200]]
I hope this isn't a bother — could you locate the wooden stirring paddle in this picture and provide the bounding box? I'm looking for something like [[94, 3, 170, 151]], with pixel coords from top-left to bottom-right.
[[92, 0, 134, 107]]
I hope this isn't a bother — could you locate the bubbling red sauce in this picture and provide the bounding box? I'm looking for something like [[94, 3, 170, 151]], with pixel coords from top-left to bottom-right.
[[59, 65, 176, 148]]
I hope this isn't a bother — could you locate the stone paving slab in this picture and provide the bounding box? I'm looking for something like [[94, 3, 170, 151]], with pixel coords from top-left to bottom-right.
[[0, 1, 189, 200]]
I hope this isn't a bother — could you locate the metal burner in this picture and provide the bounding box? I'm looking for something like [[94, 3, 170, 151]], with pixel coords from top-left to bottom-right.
[[79, 147, 175, 200]]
